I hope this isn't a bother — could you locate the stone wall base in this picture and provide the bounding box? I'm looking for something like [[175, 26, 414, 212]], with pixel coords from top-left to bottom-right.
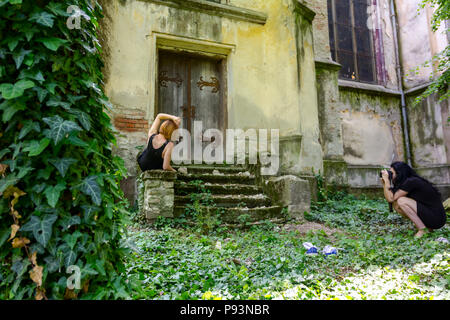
[[138, 170, 177, 220], [264, 175, 311, 220]]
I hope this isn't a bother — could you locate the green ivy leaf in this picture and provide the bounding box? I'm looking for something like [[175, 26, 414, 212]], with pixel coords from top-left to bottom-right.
[[67, 134, 89, 148], [21, 214, 58, 247], [81, 205, 100, 224], [24, 29, 37, 42], [43, 182, 66, 208], [82, 264, 99, 276], [71, 109, 92, 131], [46, 3, 69, 17], [34, 87, 48, 102], [37, 37, 68, 51], [18, 120, 40, 140], [60, 215, 81, 231], [94, 259, 106, 276], [44, 256, 61, 273], [64, 250, 77, 267], [44, 82, 58, 94], [0, 228, 10, 247], [46, 98, 71, 110], [12, 49, 32, 69], [29, 11, 55, 28], [11, 259, 29, 277], [1, 100, 26, 122], [63, 231, 82, 250], [19, 69, 45, 82], [0, 147, 10, 159], [17, 166, 34, 179], [36, 165, 53, 180], [79, 175, 102, 206], [22, 138, 50, 156], [6, 36, 20, 51], [48, 158, 78, 177], [31, 183, 46, 194], [0, 174, 19, 193], [0, 80, 35, 100], [43, 115, 82, 145]]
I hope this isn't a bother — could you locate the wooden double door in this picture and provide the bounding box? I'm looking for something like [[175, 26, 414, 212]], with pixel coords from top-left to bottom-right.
[[157, 50, 226, 141]]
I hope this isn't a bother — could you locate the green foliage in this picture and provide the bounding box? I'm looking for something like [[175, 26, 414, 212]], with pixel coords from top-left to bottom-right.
[[125, 194, 449, 300], [0, 0, 131, 299], [153, 180, 224, 233], [413, 0, 449, 106], [313, 171, 348, 202]]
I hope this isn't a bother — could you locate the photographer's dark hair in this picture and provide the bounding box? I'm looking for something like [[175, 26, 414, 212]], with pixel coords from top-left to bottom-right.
[[390, 161, 441, 197]]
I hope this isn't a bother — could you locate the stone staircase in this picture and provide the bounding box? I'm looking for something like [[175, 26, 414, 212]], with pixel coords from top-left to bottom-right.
[[172, 164, 287, 223]]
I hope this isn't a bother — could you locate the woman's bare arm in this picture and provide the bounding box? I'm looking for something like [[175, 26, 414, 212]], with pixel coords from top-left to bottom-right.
[[381, 170, 408, 202], [147, 113, 181, 144], [162, 142, 176, 172]]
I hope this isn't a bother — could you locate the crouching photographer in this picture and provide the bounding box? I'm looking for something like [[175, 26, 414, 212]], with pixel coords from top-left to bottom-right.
[[381, 161, 446, 238]]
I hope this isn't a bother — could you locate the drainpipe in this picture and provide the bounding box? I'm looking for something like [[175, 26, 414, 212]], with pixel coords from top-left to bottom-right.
[[389, 0, 412, 167]]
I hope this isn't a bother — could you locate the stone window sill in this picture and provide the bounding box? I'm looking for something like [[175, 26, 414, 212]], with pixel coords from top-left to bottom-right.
[[140, 0, 267, 25], [338, 79, 401, 96]]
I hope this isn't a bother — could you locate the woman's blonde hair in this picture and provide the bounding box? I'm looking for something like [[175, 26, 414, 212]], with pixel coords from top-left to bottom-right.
[[159, 119, 178, 140]]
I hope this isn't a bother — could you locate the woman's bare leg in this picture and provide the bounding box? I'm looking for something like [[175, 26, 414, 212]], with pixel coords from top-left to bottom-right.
[[393, 201, 408, 219], [395, 197, 428, 237]]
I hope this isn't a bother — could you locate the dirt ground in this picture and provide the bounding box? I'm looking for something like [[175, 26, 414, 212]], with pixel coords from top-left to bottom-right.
[[281, 221, 344, 241]]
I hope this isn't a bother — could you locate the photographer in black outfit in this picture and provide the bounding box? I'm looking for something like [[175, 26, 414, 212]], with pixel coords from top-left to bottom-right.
[[381, 161, 446, 238]]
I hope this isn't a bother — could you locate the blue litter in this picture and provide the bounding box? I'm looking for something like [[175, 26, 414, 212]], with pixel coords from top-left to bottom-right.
[[322, 245, 337, 256], [303, 242, 319, 255]]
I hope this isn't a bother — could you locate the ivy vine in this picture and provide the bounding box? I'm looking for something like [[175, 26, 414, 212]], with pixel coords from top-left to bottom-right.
[[0, 0, 132, 299]]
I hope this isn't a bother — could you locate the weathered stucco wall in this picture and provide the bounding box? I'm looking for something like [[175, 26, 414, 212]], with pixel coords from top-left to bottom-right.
[[406, 92, 449, 166], [311, 0, 449, 193], [395, 0, 448, 89], [338, 89, 405, 166], [305, 0, 331, 62], [316, 62, 343, 161], [99, 0, 449, 200], [99, 0, 323, 203]]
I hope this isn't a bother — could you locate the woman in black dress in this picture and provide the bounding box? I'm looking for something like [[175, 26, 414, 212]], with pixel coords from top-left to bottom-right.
[[381, 161, 446, 238], [137, 113, 181, 172]]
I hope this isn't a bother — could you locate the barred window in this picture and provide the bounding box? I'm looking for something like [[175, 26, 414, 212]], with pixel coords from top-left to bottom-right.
[[327, 0, 377, 83]]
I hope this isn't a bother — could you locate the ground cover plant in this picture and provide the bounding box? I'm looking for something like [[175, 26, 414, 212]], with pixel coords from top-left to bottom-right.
[[124, 188, 450, 300]]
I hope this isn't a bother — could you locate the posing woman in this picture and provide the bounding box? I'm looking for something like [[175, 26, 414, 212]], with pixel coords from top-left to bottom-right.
[[137, 113, 181, 172], [381, 161, 446, 238]]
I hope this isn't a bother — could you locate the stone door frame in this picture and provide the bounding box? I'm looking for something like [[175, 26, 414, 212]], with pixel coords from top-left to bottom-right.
[[147, 32, 235, 133]]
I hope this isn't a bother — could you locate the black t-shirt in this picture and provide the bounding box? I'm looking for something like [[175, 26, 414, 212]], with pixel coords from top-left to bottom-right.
[[398, 177, 442, 209]]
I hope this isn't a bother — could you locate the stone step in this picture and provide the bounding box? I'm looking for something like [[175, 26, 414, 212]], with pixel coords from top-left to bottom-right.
[[174, 193, 272, 208], [174, 182, 262, 196], [173, 205, 285, 223], [173, 164, 247, 175], [176, 172, 256, 184]]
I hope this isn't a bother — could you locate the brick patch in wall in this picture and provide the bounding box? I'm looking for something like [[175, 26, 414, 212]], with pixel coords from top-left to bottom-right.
[[114, 116, 149, 132]]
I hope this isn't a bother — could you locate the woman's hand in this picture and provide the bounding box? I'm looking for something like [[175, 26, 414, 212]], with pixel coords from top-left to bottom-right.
[[173, 116, 181, 127], [381, 169, 390, 185]]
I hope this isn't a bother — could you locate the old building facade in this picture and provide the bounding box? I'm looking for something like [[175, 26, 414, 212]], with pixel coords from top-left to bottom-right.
[[98, 0, 449, 206]]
